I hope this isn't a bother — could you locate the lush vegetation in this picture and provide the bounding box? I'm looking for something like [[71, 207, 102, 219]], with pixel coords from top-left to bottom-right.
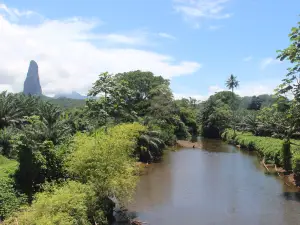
[[41, 95, 86, 109], [221, 129, 300, 165], [201, 19, 300, 180], [4, 124, 145, 225], [0, 71, 199, 224], [0, 156, 26, 221], [1, 15, 300, 225]]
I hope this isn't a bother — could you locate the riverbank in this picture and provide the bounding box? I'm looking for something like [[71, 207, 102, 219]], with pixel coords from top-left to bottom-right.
[[126, 138, 300, 225], [222, 129, 300, 188], [176, 140, 202, 148]]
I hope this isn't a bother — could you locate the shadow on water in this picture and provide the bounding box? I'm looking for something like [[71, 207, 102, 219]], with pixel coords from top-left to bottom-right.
[[281, 192, 300, 202], [112, 211, 140, 225], [295, 175, 300, 187], [199, 137, 237, 153]]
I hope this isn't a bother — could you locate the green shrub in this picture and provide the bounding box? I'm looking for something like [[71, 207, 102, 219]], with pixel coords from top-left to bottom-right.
[[0, 156, 27, 220], [293, 154, 300, 176], [222, 129, 300, 170], [4, 181, 92, 225], [66, 123, 145, 223], [15, 140, 68, 202], [222, 129, 282, 164], [67, 123, 144, 200]]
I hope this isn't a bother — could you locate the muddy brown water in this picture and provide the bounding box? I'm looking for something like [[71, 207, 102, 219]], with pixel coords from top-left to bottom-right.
[[124, 138, 300, 225]]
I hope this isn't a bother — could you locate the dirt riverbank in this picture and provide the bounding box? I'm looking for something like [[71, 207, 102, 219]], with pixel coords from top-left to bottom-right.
[[263, 163, 300, 189], [238, 144, 300, 189], [176, 140, 202, 148]]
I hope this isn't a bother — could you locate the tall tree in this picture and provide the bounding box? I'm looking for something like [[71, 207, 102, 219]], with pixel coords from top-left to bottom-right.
[[276, 19, 300, 102], [148, 84, 175, 119], [88, 72, 115, 126], [226, 74, 239, 95], [88, 72, 136, 126], [115, 70, 169, 116], [276, 20, 300, 136], [15, 116, 68, 202], [226, 74, 239, 135], [0, 92, 22, 129], [199, 95, 231, 138], [275, 19, 300, 171]]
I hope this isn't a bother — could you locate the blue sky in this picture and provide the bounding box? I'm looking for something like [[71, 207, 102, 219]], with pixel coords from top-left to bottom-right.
[[0, 0, 299, 99]]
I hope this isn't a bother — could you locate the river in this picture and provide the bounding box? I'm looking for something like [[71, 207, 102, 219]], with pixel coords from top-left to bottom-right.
[[126, 138, 300, 225]]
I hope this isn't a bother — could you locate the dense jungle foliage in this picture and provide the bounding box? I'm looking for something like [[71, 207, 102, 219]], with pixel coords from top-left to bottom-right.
[[0, 71, 199, 224], [1, 16, 300, 225]]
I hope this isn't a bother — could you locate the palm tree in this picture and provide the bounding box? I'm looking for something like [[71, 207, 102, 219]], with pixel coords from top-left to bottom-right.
[[0, 91, 23, 129], [226, 74, 239, 135], [17, 93, 40, 116], [243, 112, 260, 135], [226, 74, 239, 94], [136, 131, 165, 163], [0, 126, 16, 158], [37, 102, 71, 144]]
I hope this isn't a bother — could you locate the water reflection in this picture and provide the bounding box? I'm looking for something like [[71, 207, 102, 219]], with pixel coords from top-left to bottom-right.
[[200, 137, 237, 153], [282, 191, 300, 202], [127, 156, 172, 212], [125, 138, 300, 225]]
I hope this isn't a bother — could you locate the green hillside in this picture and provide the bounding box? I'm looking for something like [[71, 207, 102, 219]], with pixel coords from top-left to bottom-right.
[[41, 96, 86, 109]]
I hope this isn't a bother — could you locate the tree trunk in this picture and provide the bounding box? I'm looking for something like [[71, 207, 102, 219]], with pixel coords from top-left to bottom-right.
[[281, 139, 292, 172], [104, 91, 108, 133], [231, 87, 236, 136]]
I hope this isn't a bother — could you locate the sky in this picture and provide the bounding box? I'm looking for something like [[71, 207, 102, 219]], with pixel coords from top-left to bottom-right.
[[0, 0, 299, 100]]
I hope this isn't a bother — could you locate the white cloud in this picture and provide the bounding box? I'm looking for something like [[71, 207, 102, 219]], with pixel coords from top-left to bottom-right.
[[243, 56, 252, 62], [90, 33, 148, 45], [208, 85, 224, 94], [260, 57, 282, 70], [0, 84, 14, 93], [174, 85, 224, 101], [236, 82, 278, 97], [173, 0, 232, 28], [173, 93, 207, 101], [0, 3, 43, 22], [0, 4, 201, 96], [0, 3, 33, 18], [158, 32, 176, 40]]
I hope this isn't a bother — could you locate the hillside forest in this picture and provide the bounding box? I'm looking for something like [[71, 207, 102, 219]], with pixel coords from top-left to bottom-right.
[[0, 17, 300, 225]]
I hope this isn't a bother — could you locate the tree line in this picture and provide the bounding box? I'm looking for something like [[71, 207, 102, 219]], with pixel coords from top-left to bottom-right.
[[0, 14, 299, 225], [0, 70, 199, 224], [200, 18, 300, 181]]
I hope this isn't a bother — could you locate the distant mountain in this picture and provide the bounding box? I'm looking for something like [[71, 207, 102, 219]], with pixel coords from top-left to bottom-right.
[[54, 91, 87, 100], [23, 60, 42, 96], [41, 95, 86, 109]]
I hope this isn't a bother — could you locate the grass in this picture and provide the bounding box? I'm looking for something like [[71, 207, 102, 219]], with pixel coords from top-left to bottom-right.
[[0, 155, 18, 179], [222, 129, 300, 174], [0, 155, 26, 220], [292, 150, 300, 176]]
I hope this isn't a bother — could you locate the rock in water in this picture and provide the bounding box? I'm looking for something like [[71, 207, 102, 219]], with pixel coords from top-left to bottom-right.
[[23, 60, 42, 95]]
